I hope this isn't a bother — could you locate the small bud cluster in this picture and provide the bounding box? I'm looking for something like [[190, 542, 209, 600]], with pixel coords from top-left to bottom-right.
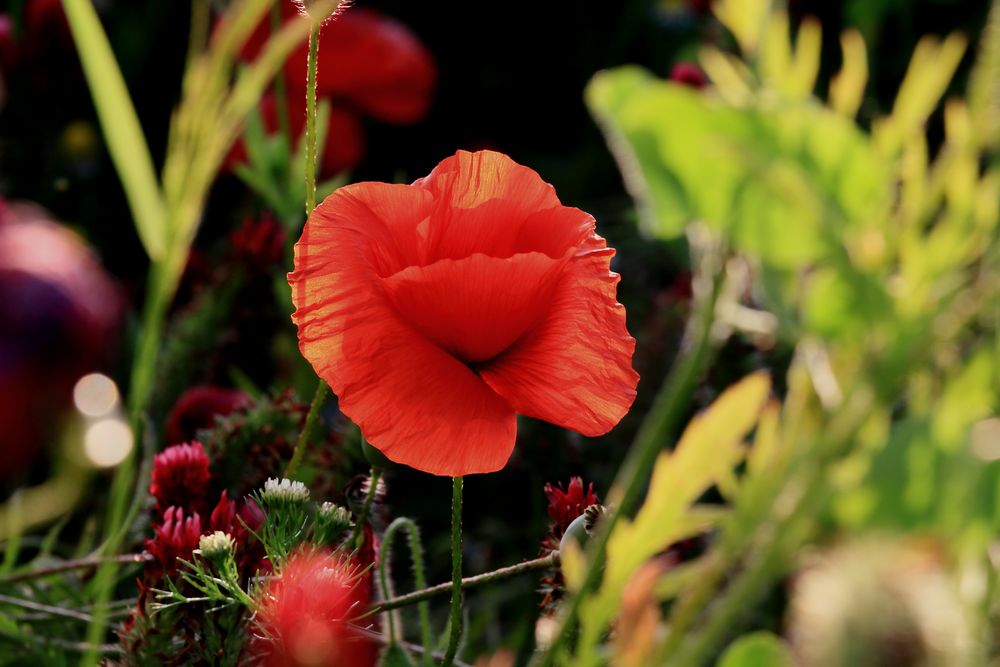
[[314, 502, 354, 546], [198, 531, 236, 560], [262, 477, 310, 506]]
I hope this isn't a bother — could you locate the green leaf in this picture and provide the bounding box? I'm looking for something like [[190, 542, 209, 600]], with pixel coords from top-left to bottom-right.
[[586, 67, 890, 270], [717, 632, 794, 667], [61, 0, 167, 260]]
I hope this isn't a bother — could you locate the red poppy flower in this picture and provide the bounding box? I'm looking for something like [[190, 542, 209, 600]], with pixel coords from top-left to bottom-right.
[[289, 150, 639, 476], [231, 6, 435, 174], [149, 441, 212, 517], [253, 548, 377, 667]]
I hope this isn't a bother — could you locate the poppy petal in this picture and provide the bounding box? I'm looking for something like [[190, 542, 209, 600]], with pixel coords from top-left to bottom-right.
[[290, 184, 518, 476], [382, 251, 566, 364], [414, 151, 594, 262], [479, 233, 639, 436]]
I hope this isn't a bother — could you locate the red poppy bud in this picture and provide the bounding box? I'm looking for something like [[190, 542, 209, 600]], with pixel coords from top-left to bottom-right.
[[289, 151, 639, 476]]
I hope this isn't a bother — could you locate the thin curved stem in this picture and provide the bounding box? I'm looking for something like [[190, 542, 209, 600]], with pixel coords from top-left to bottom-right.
[[350, 467, 382, 551], [303, 21, 320, 215], [378, 518, 433, 662], [441, 476, 464, 667], [285, 380, 328, 479], [360, 553, 558, 618]]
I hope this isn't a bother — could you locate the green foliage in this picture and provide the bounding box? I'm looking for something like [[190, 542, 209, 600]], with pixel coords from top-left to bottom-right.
[[567, 2, 1000, 665], [716, 632, 793, 667]]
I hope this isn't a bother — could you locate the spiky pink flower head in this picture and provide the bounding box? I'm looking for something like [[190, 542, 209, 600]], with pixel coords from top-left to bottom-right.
[[145, 506, 203, 580], [544, 477, 599, 532], [253, 548, 377, 667], [149, 441, 212, 517]]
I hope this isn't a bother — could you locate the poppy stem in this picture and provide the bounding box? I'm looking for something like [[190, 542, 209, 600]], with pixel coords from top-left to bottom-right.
[[378, 517, 433, 662], [304, 20, 321, 215], [284, 380, 329, 479], [351, 467, 383, 551], [442, 476, 464, 667]]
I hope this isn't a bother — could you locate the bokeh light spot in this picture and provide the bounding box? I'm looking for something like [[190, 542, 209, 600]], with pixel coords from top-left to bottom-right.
[[84, 418, 133, 468], [72, 373, 119, 417]]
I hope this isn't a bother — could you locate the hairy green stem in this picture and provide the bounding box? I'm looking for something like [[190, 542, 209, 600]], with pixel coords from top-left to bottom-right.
[[350, 467, 382, 551], [363, 553, 558, 617], [442, 477, 464, 667], [285, 381, 328, 479], [284, 19, 324, 480], [304, 21, 320, 215], [532, 259, 724, 667], [378, 518, 433, 661]]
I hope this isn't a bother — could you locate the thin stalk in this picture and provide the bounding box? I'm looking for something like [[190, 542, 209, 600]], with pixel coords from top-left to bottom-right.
[[378, 518, 433, 661], [350, 467, 383, 551], [442, 477, 464, 667], [284, 381, 329, 479], [304, 21, 320, 215], [0, 554, 149, 586], [0, 594, 97, 624], [532, 259, 725, 667], [361, 553, 558, 617], [285, 17, 324, 479]]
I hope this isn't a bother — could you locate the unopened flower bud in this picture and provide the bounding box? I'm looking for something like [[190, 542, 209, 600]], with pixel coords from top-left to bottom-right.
[[315, 502, 353, 546], [559, 513, 589, 557], [198, 531, 236, 563]]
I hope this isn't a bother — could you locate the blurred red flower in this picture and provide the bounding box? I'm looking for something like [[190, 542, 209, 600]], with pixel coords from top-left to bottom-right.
[[231, 6, 435, 175], [164, 386, 252, 445], [149, 441, 212, 517], [669, 62, 707, 89], [253, 549, 377, 667], [0, 201, 122, 479], [289, 150, 638, 476]]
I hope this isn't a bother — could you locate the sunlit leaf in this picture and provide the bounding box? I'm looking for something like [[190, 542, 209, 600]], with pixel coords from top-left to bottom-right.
[[718, 632, 794, 667]]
